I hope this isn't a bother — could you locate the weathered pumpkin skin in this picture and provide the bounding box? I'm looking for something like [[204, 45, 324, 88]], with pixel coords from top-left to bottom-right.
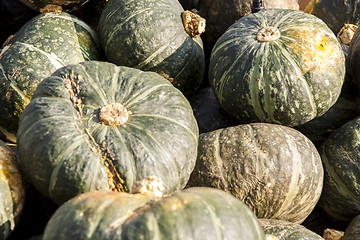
[[318, 116, 360, 223], [259, 219, 323, 239], [186, 123, 324, 224], [19, 0, 89, 13], [0, 140, 26, 240], [98, 0, 205, 96], [209, 9, 345, 127], [17, 61, 199, 205], [342, 214, 360, 240], [198, 0, 299, 52], [0, 12, 102, 143], [42, 188, 265, 240]]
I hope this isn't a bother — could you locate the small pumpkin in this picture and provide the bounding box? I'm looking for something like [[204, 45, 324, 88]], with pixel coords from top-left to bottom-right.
[[98, 0, 206, 96], [209, 9, 345, 127], [186, 122, 324, 224], [318, 116, 360, 223], [342, 214, 360, 240], [0, 12, 102, 143], [42, 187, 265, 240], [19, 0, 89, 13], [259, 218, 324, 239], [0, 140, 26, 240], [17, 61, 199, 205]]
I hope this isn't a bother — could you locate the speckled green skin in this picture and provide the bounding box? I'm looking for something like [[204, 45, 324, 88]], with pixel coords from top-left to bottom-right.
[[305, 0, 360, 35], [0, 140, 25, 240], [20, 0, 89, 12], [98, 0, 205, 96], [259, 219, 323, 239], [209, 9, 345, 127], [187, 123, 324, 224], [43, 188, 265, 240], [318, 116, 360, 223], [17, 61, 199, 205], [343, 214, 360, 240], [0, 12, 101, 142]]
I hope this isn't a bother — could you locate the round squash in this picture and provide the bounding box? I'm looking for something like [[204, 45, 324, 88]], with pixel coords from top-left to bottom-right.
[[342, 214, 360, 240], [304, 0, 360, 45], [209, 9, 345, 127], [259, 218, 324, 239], [98, 0, 206, 96], [0, 12, 102, 143], [186, 122, 324, 224], [318, 116, 360, 223], [42, 187, 265, 240], [17, 61, 199, 205], [0, 140, 26, 240], [19, 0, 89, 13]]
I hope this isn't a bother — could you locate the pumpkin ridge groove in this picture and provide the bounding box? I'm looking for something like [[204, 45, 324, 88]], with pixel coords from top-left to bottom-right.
[[0, 64, 29, 104], [171, 37, 197, 81], [124, 83, 171, 108]]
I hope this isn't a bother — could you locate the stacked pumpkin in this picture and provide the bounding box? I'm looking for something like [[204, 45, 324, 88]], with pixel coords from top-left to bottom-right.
[[1, 0, 360, 239]]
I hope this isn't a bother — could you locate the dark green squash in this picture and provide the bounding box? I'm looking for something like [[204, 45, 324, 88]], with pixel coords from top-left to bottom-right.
[[0, 12, 102, 143], [209, 9, 345, 127], [318, 116, 360, 223], [186, 123, 324, 224], [17, 61, 199, 205], [342, 214, 360, 240], [98, 0, 206, 96], [42, 187, 265, 240], [347, 26, 360, 97], [19, 0, 89, 13], [259, 219, 323, 239], [0, 140, 26, 240]]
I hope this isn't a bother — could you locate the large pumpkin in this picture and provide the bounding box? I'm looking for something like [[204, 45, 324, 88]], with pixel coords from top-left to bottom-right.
[[0, 140, 26, 240], [209, 9, 345, 127], [17, 61, 199, 205], [186, 123, 324, 224], [42, 187, 265, 240], [98, 0, 206, 96], [0, 12, 101, 143], [318, 116, 360, 223]]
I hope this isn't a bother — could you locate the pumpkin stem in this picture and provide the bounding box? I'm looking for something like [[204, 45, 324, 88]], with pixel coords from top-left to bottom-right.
[[337, 23, 358, 46], [257, 26, 281, 42], [182, 10, 206, 38], [99, 103, 129, 126], [40, 4, 63, 13], [132, 176, 165, 197]]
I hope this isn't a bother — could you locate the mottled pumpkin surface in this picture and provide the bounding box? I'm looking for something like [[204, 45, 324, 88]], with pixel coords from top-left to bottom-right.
[[187, 123, 324, 224], [0, 12, 101, 142], [0, 140, 25, 240], [17, 61, 198, 205], [43, 188, 265, 240], [209, 9, 345, 127]]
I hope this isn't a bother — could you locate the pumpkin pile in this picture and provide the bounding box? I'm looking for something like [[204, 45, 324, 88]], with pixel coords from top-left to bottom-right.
[[1, 0, 360, 239]]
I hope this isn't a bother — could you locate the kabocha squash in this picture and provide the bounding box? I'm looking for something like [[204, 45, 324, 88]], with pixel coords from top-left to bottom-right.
[[0, 140, 26, 240], [304, 0, 360, 45], [98, 0, 206, 96], [17, 61, 199, 205], [186, 123, 324, 224], [0, 12, 101, 143], [259, 219, 323, 239], [209, 9, 345, 127], [42, 187, 265, 240], [342, 214, 360, 240], [318, 116, 360, 223], [19, 0, 89, 13]]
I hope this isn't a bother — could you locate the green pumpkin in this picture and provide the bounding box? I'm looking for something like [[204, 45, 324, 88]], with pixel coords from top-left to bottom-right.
[[42, 187, 265, 240], [19, 0, 89, 13], [342, 214, 360, 240], [209, 9, 345, 127], [187, 123, 324, 224], [17, 61, 199, 205], [259, 219, 323, 239], [0, 140, 26, 240], [0, 12, 102, 143], [318, 116, 360, 223], [98, 0, 206, 96], [347, 26, 360, 94]]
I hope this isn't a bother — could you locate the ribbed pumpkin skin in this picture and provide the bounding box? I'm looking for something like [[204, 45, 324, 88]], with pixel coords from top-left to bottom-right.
[[209, 9, 345, 127], [20, 0, 89, 12], [305, 0, 360, 36], [98, 0, 205, 96], [342, 214, 360, 240], [187, 123, 324, 224], [318, 116, 360, 223], [17, 61, 199, 205], [259, 219, 323, 239], [0, 140, 26, 240], [43, 188, 265, 240], [0, 12, 101, 143]]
